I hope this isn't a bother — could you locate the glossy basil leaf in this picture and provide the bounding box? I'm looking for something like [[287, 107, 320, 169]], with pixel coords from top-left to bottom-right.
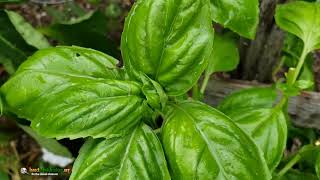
[[218, 87, 287, 171], [275, 1, 320, 52], [0, 10, 36, 73], [71, 123, 170, 180], [121, 0, 214, 96], [162, 101, 271, 179], [6, 10, 50, 50], [210, 0, 259, 39], [1, 46, 148, 139], [218, 87, 277, 112], [206, 33, 239, 75]]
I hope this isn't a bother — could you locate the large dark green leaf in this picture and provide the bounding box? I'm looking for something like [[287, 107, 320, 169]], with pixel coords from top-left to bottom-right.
[[275, 1, 320, 52], [206, 33, 239, 75], [121, 0, 213, 96], [70, 123, 170, 180], [218, 87, 287, 171], [210, 0, 259, 39], [39, 11, 120, 59], [162, 101, 270, 179], [0, 10, 36, 73], [1, 46, 148, 139]]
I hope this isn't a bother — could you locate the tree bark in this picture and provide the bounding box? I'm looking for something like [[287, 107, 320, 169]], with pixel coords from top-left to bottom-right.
[[239, 0, 286, 82]]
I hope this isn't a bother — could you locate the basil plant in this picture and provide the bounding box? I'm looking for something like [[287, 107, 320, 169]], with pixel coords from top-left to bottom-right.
[[0, 0, 274, 179]]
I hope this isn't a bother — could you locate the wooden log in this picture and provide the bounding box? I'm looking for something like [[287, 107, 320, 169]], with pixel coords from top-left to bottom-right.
[[204, 78, 320, 129]]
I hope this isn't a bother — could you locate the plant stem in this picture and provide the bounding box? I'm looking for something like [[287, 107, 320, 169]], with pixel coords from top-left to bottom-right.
[[288, 46, 308, 85], [276, 154, 301, 178], [200, 73, 211, 94], [275, 95, 288, 110]]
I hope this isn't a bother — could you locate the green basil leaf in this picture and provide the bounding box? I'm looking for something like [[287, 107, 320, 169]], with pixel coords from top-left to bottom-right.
[[206, 33, 239, 75], [71, 123, 170, 180], [275, 1, 320, 52], [5, 10, 51, 50], [294, 80, 314, 90], [218, 87, 277, 112], [162, 101, 271, 179], [281, 34, 315, 90], [121, 0, 213, 96], [210, 0, 259, 39], [0, 10, 36, 73], [1, 46, 148, 139], [218, 87, 287, 171]]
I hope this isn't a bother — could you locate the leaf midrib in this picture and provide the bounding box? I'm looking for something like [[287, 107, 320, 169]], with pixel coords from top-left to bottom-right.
[[172, 103, 229, 179]]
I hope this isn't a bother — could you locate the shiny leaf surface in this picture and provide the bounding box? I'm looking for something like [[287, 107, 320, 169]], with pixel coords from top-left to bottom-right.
[[162, 101, 270, 179], [1, 46, 148, 139], [71, 123, 170, 180], [218, 87, 287, 171], [121, 0, 213, 96], [275, 1, 320, 52], [210, 0, 259, 39]]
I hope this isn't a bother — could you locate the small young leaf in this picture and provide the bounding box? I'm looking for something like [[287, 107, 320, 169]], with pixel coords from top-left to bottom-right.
[[206, 33, 239, 75], [210, 0, 259, 39], [1, 46, 148, 140], [5, 10, 50, 50], [162, 101, 271, 179], [275, 2, 320, 52], [121, 0, 214, 96], [294, 80, 314, 90], [281, 34, 315, 90], [70, 124, 170, 180], [218, 87, 287, 171]]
